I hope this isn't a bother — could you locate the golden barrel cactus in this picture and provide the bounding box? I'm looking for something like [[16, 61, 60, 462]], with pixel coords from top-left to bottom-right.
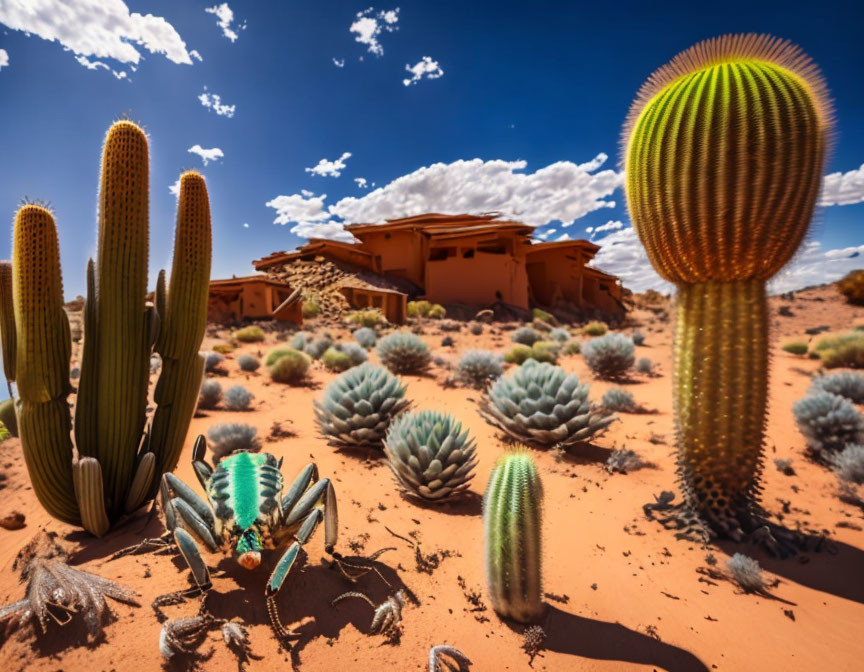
[[623, 35, 832, 542]]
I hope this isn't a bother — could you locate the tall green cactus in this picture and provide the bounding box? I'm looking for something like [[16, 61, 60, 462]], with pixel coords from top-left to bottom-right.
[[483, 452, 544, 623], [0, 260, 16, 393], [623, 35, 832, 542], [8, 121, 211, 535]]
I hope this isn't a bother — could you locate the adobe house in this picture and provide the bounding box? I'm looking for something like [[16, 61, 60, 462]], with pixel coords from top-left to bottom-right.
[[253, 213, 624, 318], [208, 275, 303, 324], [339, 283, 407, 324]]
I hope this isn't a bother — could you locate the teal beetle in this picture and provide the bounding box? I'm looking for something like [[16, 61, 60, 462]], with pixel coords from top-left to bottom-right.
[[158, 436, 338, 641]]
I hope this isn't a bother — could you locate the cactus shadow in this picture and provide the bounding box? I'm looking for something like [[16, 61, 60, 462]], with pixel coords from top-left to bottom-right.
[[557, 441, 614, 465], [715, 538, 864, 605], [397, 490, 483, 517], [516, 606, 710, 671], [67, 508, 165, 564]]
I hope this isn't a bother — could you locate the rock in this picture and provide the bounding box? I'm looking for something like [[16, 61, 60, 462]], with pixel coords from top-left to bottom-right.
[[475, 309, 494, 322], [0, 511, 26, 530]]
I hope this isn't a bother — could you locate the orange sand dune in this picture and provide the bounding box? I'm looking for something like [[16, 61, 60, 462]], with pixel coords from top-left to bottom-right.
[[0, 285, 863, 671]]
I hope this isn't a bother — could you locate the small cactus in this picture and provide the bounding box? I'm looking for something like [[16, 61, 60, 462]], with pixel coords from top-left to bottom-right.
[[223, 385, 253, 411], [314, 362, 410, 449], [384, 410, 477, 502], [376, 332, 431, 374], [483, 451, 544, 622], [582, 334, 635, 380]]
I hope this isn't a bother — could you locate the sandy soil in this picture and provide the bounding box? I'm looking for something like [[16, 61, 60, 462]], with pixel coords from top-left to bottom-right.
[[1, 284, 863, 672]]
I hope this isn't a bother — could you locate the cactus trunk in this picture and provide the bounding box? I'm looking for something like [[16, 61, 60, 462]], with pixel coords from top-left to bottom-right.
[[483, 453, 543, 623], [12, 205, 79, 524], [674, 280, 768, 532]]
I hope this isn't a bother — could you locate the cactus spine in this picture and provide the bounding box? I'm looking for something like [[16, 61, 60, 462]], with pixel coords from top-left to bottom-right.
[[483, 452, 543, 622], [12, 205, 79, 524], [10, 121, 211, 535], [623, 35, 832, 538]]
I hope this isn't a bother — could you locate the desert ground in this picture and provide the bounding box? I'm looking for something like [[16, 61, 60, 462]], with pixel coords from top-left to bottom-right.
[[1, 284, 863, 672]]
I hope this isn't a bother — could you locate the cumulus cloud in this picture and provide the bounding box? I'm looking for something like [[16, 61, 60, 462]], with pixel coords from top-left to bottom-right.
[[770, 241, 864, 293], [199, 88, 235, 117], [267, 153, 623, 244], [332, 57, 345, 68], [821, 163, 864, 207], [588, 226, 672, 294], [0, 0, 193, 70], [187, 144, 224, 166], [190, 49, 203, 62], [402, 56, 443, 86], [586, 219, 624, 239], [354, 177, 368, 189], [350, 7, 399, 57], [169, 178, 181, 198], [0, 49, 8, 70], [306, 152, 352, 178], [75, 54, 127, 79], [205, 3, 241, 42]]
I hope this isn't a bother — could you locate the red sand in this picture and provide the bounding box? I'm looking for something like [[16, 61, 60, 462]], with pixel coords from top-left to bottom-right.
[[0, 284, 863, 671]]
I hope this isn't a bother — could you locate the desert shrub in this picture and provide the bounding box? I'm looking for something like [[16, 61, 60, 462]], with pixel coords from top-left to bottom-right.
[[207, 423, 261, 461], [237, 354, 260, 372], [605, 448, 647, 473], [582, 333, 635, 380], [428, 304, 447, 320], [336, 342, 368, 367], [269, 349, 311, 384], [376, 332, 431, 374], [439, 319, 462, 333], [198, 379, 223, 410], [582, 321, 608, 337], [602, 388, 637, 412], [635, 357, 654, 375], [632, 330, 646, 346], [530, 340, 560, 364], [223, 385, 253, 411], [469, 322, 484, 336], [456, 350, 503, 389], [212, 342, 235, 354], [302, 298, 321, 318], [304, 336, 333, 360], [266, 347, 296, 366], [441, 335, 455, 347], [532, 318, 553, 333], [511, 326, 541, 346], [781, 339, 809, 355], [532, 308, 556, 324], [504, 344, 533, 365], [407, 300, 432, 318], [562, 341, 581, 356], [830, 444, 864, 484], [289, 331, 311, 350], [203, 351, 225, 373], [347, 309, 387, 328], [353, 326, 377, 349], [726, 553, 765, 592], [809, 371, 864, 403], [549, 327, 570, 343], [0, 398, 18, 437], [322, 347, 352, 372], [793, 392, 864, 459], [813, 332, 864, 369], [150, 355, 161, 374], [234, 325, 265, 343], [837, 269, 864, 306]]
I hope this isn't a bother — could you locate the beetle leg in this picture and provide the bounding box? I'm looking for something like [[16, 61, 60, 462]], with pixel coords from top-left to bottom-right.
[[280, 463, 317, 516], [163, 473, 215, 529], [264, 541, 303, 643], [152, 528, 213, 621], [169, 498, 219, 552]]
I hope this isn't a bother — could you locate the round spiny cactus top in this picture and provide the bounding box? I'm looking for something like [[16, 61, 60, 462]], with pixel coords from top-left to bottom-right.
[[623, 34, 833, 285]]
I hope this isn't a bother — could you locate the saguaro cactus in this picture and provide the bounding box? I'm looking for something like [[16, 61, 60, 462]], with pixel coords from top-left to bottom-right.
[[0, 260, 16, 394], [623, 35, 832, 544], [483, 452, 544, 622], [8, 120, 211, 534]]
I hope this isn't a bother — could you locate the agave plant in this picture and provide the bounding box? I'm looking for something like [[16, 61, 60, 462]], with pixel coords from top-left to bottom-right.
[[384, 410, 477, 502], [478, 359, 615, 448], [314, 362, 410, 449]]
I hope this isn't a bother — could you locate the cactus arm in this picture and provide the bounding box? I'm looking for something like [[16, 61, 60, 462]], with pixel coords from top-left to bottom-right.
[[0, 260, 17, 385], [12, 205, 79, 525], [73, 457, 111, 537], [125, 451, 156, 513], [74, 258, 99, 458]]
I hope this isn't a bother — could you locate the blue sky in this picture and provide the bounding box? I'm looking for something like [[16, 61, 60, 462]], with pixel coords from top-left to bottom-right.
[[0, 0, 862, 297]]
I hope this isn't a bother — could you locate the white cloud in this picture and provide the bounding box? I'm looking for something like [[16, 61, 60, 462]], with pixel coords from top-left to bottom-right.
[[355, 177, 368, 189], [205, 3, 240, 42], [350, 7, 399, 57], [268, 153, 623, 244], [770, 240, 864, 293], [332, 57, 345, 68], [586, 219, 624, 240], [190, 49, 203, 62], [306, 152, 352, 178], [75, 54, 127, 79], [402, 56, 443, 86], [0, 49, 8, 70], [242, 222, 249, 229], [821, 163, 864, 207], [588, 226, 671, 293], [0, 0, 193, 69], [198, 88, 235, 117], [187, 144, 224, 166], [169, 178, 181, 198]]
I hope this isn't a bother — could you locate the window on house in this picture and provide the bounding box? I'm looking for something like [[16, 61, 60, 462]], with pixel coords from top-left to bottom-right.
[[462, 248, 475, 258], [429, 247, 456, 261], [372, 295, 383, 308], [478, 244, 506, 255]]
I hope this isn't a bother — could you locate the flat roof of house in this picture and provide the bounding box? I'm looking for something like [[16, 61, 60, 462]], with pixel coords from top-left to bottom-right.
[[253, 238, 370, 270], [584, 266, 619, 281], [209, 275, 288, 290], [526, 239, 600, 254], [346, 212, 505, 235]]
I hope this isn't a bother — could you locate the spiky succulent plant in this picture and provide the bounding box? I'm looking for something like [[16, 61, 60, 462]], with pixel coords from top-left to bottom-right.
[[602, 388, 638, 412], [793, 392, 864, 461], [384, 410, 477, 502], [478, 359, 615, 448], [237, 354, 260, 372], [624, 35, 833, 542], [582, 333, 635, 380], [809, 371, 864, 404], [353, 327, 377, 349], [456, 350, 503, 389], [335, 341, 368, 367], [511, 327, 541, 346], [376, 331, 431, 374], [314, 362, 410, 449]]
